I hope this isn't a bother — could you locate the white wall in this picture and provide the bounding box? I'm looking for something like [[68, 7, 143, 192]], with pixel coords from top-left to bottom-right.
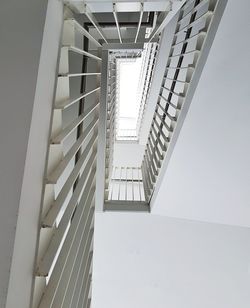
[[92, 212, 250, 308], [152, 0, 250, 227], [113, 142, 145, 167]]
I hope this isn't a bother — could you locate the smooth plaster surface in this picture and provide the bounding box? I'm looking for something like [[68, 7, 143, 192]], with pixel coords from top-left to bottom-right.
[[152, 0, 250, 227]]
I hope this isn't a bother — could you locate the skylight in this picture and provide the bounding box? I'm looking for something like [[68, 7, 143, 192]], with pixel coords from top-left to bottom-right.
[[117, 57, 143, 140]]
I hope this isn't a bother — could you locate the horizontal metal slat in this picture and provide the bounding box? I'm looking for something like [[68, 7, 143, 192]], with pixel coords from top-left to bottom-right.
[[152, 117, 171, 144], [51, 206, 95, 307], [62, 45, 102, 61], [150, 133, 166, 162], [144, 149, 156, 184], [175, 10, 213, 36], [148, 134, 162, 165], [65, 18, 102, 47], [155, 111, 173, 133], [43, 141, 97, 228], [141, 162, 151, 200], [151, 124, 168, 151], [168, 49, 200, 59], [38, 166, 96, 277], [66, 250, 93, 307], [164, 76, 189, 84], [172, 31, 206, 48], [51, 102, 99, 144], [146, 143, 158, 175], [157, 102, 177, 122], [166, 65, 195, 72], [82, 273, 92, 308], [159, 94, 179, 110], [55, 87, 100, 109], [58, 72, 101, 77], [47, 117, 98, 184], [38, 191, 95, 308], [180, 0, 210, 22], [161, 85, 185, 97]]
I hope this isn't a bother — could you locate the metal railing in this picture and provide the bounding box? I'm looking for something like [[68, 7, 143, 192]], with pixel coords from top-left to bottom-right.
[[141, 0, 220, 202], [105, 55, 117, 199], [136, 42, 159, 137], [27, 1, 227, 307], [34, 12, 101, 308], [116, 128, 138, 140], [108, 167, 145, 202], [101, 50, 150, 212]]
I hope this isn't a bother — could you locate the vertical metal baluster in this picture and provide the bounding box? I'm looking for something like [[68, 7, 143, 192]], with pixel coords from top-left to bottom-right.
[[132, 167, 134, 201], [116, 166, 119, 200], [113, 5, 122, 44], [135, 3, 143, 43], [110, 166, 114, 200], [125, 167, 128, 201], [138, 167, 141, 201], [118, 167, 122, 200], [122, 167, 124, 200]]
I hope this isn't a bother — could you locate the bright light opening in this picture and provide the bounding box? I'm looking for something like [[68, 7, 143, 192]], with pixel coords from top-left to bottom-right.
[[117, 57, 142, 140]]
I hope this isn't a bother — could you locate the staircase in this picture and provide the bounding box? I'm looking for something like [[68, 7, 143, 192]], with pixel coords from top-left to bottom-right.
[[31, 0, 227, 306]]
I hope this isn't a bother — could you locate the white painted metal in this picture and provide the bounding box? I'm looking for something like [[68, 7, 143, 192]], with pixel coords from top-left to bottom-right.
[[38, 153, 97, 276], [136, 42, 158, 139], [104, 200, 150, 212], [64, 0, 170, 13], [59, 72, 101, 77], [43, 139, 97, 228], [55, 87, 100, 109], [62, 45, 102, 61], [2, 1, 228, 307], [102, 42, 144, 51], [134, 3, 144, 43], [34, 10, 102, 306], [65, 18, 102, 47], [148, 0, 187, 42], [108, 167, 145, 203], [113, 3, 123, 43], [38, 194, 95, 307], [51, 102, 99, 143], [47, 117, 98, 183], [96, 50, 109, 212], [139, 14, 178, 145], [84, 4, 108, 44]]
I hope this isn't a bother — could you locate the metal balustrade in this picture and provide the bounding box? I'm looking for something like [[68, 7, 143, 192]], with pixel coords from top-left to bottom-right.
[[116, 128, 138, 140], [30, 0, 227, 305], [105, 166, 149, 212], [105, 55, 117, 199], [99, 48, 151, 212], [108, 167, 145, 202], [34, 12, 101, 308], [141, 0, 223, 202], [136, 42, 159, 137]]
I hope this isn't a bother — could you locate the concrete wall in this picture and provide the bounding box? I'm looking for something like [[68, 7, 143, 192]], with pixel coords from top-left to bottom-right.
[[0, 0, 64, 307], [93, 212, 250, 308]]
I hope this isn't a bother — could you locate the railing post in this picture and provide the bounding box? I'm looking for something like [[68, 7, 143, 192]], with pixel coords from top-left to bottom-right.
[[95, 50, 109, 212]]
